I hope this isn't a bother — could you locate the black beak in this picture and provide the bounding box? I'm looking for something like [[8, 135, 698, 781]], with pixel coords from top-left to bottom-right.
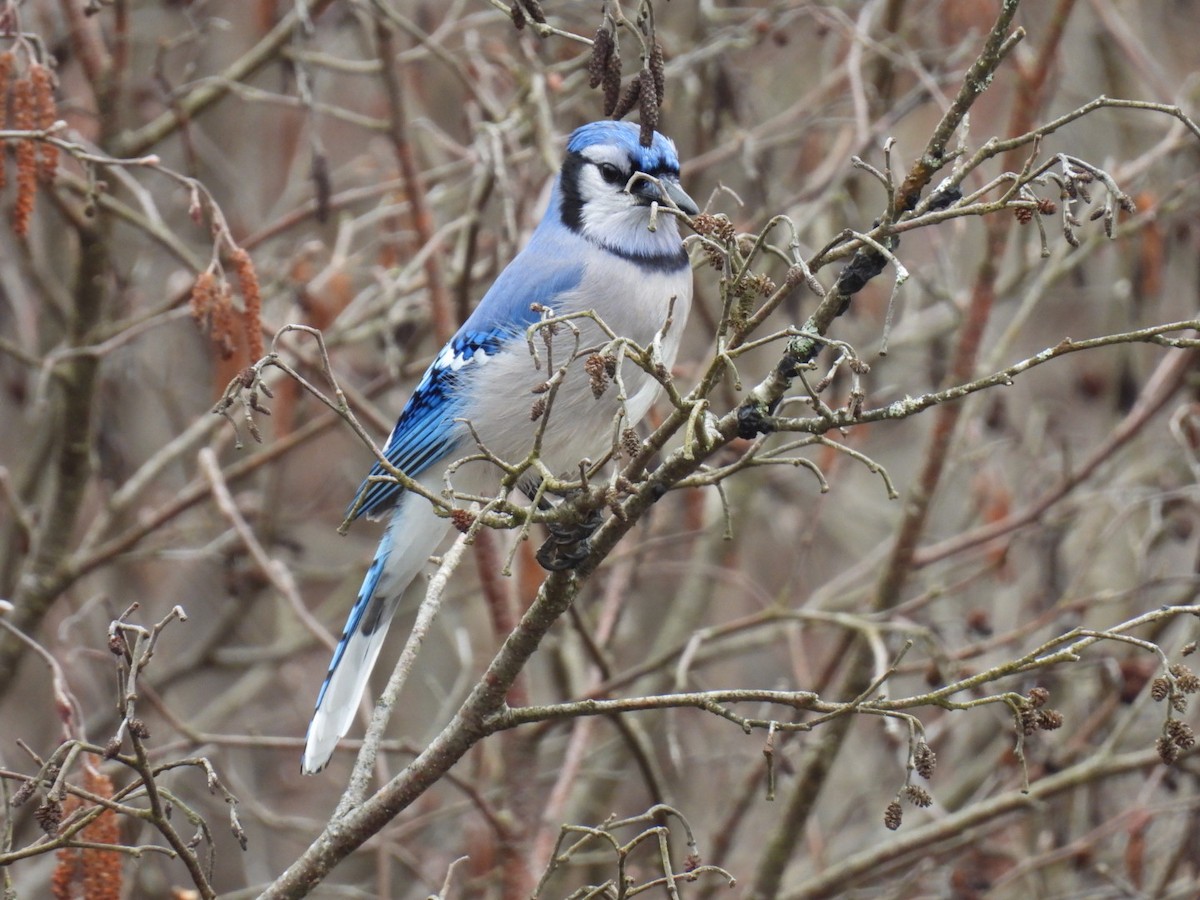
[[631, 176, 699, 215]]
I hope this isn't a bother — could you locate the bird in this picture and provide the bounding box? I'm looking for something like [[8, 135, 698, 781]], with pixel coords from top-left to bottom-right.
[[302, 120, 697, 774]]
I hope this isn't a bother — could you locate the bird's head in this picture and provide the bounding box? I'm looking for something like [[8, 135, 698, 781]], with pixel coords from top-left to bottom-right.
[[557, 121, 698, 261]]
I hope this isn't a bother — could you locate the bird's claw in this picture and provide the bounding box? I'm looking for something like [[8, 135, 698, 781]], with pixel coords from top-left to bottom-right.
[[536, 507, 603, 572]]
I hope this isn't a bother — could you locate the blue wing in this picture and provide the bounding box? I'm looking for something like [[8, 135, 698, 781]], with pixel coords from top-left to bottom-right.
[[349, 211, 585, 520], [350, 328, 505, 519]]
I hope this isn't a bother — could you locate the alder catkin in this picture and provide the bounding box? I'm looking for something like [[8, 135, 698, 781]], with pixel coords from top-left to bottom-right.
[[30, 63, 58, 182], [11, 78, 38, 237], [602, 48, 622, 116], [80, 769, 122, 900], [0, 52, 14, 193], [589, 26, 614, 89], [649, 40, 665, 105], [612, 75, 641, 121], [638, 69, 658, 146], [230, 247, 265, 362], [190, 270, 217, 325]]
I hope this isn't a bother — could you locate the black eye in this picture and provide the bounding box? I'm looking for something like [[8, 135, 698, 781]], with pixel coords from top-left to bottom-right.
[[598, 163, 625, 184]]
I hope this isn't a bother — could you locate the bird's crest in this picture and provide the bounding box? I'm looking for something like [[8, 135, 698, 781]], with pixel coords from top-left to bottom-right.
[[567, 121, 680, 175]]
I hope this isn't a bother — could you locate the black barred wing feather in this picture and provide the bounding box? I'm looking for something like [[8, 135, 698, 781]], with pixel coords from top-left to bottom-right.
[[349, 329, 507, 520]]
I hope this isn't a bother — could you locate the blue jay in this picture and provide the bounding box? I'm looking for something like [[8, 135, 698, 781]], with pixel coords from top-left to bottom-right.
[[302, 121, 697, 774]]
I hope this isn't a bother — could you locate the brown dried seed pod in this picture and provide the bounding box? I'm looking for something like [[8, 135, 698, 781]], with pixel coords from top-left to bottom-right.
[[1014, 206, 1034, 224], [52, 839, 81, 900], [35, 799, 63, 834], [1170, 664, 1200, 693], [1036, 709, 1064, 730], [638, 69, 658, 146], [521, 0, 546, 24], [753, 273, 776, 296], [450, 508, 475, 533], [190, 270, 218, 325], [903, 785, 933, 808], [883, 800, 902, 830], [589, 26, 614, 89], [530, 396, 547, 421], [621, 427, 641, 458], [509, 0, 526, 29], [211, 281, 238, 360], [914, 742, 936, 779], [584, 353, 609, 398], [30, 64, 58, 183], [311, 150, 332, 224], [0, 53, 14, 193], [10, 778, 37, 807], [649, 40, 665, 106], [690, 212, 716, 236], [702, 243, 725, 270], [107, 630, 127, 656], [230, 247, 265, 362], [1027, 686, 1050, 708], [1156, 734, 1179, 765], [1168, 720, 1195, 750], [602, 49, 622, 116], [12, 78, 38, 238], [0, 52, 13, 128], [74, 770, 123, 900], [1151, 676, 1170, 702], [612, 75, 641, 121]]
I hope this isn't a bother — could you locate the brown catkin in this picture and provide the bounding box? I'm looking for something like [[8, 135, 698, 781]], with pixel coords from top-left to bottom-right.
[[914, 741, 936, 779], [230, 247, 265, 362], [0, 52, 14, 193], [638, 69, 658, 146], [190, 270, 217, 325], [50, 794, 82, 899], [602, 48, 622, 116], [884, 800, 902, 830], [589, 26, 614, 89], [30, 64, 58, 182], [612, 75, 641, 121], [521, 0, 546, 24], [11, 77, 37, 237], [649, 40, 665, 105], [80, 770, 122, 900], [211, 281, 237, 360]]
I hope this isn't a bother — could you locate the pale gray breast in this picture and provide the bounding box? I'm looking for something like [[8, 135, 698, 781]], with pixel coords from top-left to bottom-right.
[[455, 251, 692, 483]]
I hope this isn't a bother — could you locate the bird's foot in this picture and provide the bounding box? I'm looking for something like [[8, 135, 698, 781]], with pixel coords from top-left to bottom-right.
[[536, 506, 603, 572]]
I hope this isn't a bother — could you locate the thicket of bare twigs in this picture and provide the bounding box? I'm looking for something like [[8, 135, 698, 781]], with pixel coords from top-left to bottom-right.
[[2, 0, 1199, 897]]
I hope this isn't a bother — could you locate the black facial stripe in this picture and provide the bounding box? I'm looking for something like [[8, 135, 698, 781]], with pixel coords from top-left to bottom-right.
[[560, 153, 587, 231], [560, 150, 690, 272], [585, 236, 690, 273], [562, 151, 684, 233]]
